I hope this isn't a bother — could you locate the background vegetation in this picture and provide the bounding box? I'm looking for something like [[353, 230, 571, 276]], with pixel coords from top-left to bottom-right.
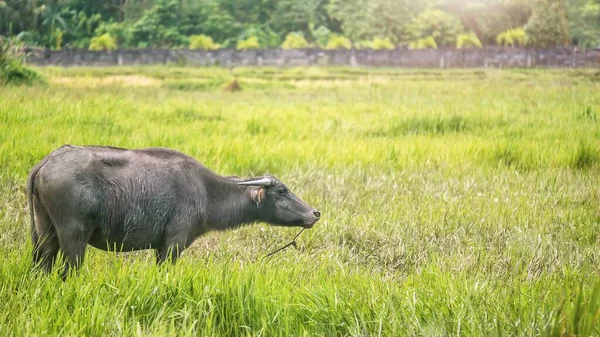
[[0, 0, 599, 50], [0, 36, 45, 85], [0, 66, 599, 336]]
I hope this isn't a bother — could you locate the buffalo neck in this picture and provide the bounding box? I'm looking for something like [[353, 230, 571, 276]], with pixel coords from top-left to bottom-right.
[[203, 176, 260, 230]]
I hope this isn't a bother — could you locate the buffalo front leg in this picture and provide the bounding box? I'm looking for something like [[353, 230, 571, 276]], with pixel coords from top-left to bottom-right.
[[156, 229, 191, 265], [156, 242, 185, 265]]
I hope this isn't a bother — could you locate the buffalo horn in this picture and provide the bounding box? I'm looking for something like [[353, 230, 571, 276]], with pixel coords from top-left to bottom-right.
[[237, 177, 274, 186]]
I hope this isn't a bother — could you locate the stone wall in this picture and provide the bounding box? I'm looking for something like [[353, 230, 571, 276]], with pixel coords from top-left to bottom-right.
[[25, 47, 600, 68]]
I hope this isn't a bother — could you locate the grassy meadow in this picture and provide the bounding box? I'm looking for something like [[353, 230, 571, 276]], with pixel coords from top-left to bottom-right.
[[1, 66, 600, 336]]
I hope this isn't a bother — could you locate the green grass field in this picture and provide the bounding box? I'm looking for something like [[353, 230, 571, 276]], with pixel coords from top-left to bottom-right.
[[1, 66, 599, 336]]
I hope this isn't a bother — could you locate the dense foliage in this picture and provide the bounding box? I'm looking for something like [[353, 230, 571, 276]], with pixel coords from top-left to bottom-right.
[[0, 0, 598, 50], [0, 36, 44, 85]]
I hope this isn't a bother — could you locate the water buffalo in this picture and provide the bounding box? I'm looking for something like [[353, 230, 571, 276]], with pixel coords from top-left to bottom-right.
[[27, 145, 320, 278]]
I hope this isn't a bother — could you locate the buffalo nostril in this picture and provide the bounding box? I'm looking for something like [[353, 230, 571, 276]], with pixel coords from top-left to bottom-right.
[[313, 211, 321, 218]]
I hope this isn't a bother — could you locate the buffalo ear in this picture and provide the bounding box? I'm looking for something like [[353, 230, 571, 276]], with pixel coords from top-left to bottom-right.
[[250, 187, 265, 207]]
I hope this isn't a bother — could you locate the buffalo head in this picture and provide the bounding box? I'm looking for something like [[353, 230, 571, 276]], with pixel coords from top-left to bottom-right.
[[238, 176, 321, 228]]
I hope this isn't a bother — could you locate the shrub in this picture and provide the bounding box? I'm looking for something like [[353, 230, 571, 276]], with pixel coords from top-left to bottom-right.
[[371, 37, 395, 50], [237, 36, 260, 50], [312, 25, 331, 48], [353, 41, 370, 49], [240, 25, 280, 48], [53, 28, 64, 50], [355, 38, 395, 50], [325, 35, 351, 50], [94, 22, 130, 47], [408, 36, 438, 49], [496, 28, 528, 47], [281, 32, 309, 49], [89, 34, 117, 51], [0, 36, 44, 86], [457, 32, 483, 49], [189, 35, 220, 50]]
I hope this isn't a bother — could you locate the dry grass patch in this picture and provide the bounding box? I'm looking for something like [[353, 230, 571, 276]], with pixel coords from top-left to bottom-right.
[[52, 75, 160, 88]]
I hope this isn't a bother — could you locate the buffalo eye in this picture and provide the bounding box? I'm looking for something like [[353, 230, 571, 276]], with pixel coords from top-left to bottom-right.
[[277, 187, 288, 194]]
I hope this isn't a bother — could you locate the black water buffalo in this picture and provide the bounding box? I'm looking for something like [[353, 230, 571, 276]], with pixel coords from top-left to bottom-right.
[[27, 145, 320, 278]]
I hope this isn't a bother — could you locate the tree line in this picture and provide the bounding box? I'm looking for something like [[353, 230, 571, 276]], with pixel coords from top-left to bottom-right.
[[0, 0, 599, 50]]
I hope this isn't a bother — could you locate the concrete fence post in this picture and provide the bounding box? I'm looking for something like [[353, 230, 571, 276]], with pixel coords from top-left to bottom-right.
[[350, 49, 357, 67]]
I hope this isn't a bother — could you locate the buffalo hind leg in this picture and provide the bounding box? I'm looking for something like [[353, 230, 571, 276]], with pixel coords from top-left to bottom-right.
[[32, 197, 59, 273], [56, 222, 93, 280]]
